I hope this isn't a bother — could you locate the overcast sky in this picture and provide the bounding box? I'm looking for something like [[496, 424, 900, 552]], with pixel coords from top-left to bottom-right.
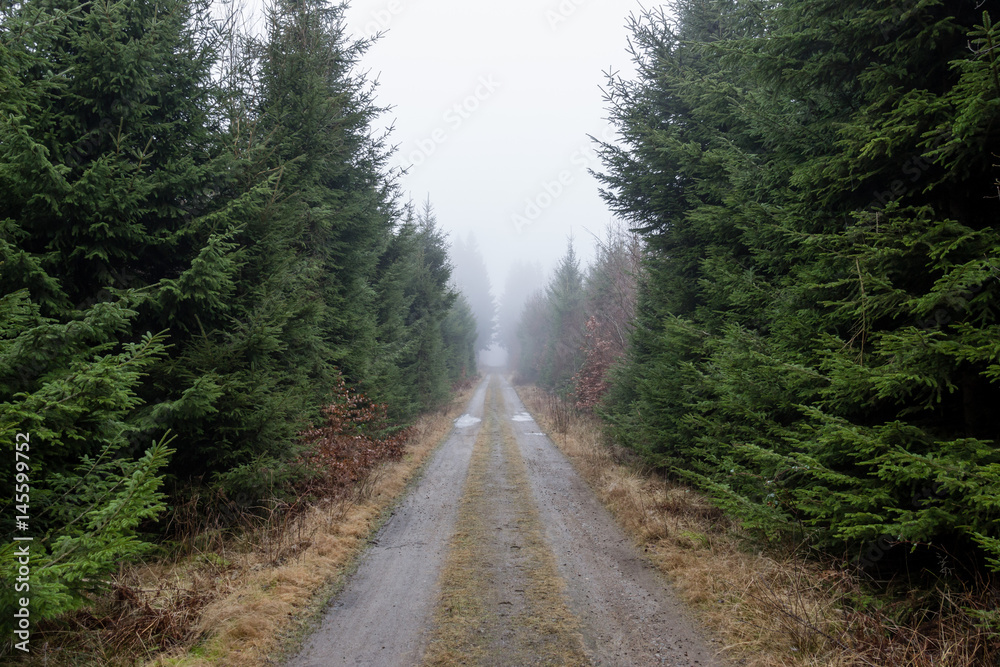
[[340, 0, 642, 292]]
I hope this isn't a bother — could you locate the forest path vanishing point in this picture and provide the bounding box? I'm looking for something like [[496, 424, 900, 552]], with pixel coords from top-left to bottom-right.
[[288, 375, 722, 666]]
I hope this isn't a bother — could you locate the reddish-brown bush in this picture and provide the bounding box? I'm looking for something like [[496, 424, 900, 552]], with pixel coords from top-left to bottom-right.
[[297, 376, 412, 498], [573, 315, 615, 411]]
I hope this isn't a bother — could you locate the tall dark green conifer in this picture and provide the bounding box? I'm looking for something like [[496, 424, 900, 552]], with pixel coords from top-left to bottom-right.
[[257, 0, 393, 389], [599, 0, 1000, 573], [763, 0, 1000, 565], [0, 0, 223, 620], [407, 201, 459, 411], [370, 201, 476, 421]]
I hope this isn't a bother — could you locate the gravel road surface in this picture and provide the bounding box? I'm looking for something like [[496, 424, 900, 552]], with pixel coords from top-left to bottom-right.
[[288, 375, 723, 666], [289, 378, 488, 666]]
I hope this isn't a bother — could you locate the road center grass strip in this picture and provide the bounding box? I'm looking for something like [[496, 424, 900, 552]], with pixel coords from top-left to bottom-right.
[[422, 379, 589, 666]]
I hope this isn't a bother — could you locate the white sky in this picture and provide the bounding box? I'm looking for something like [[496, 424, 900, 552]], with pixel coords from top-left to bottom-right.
[[341, 0, 642, 291]]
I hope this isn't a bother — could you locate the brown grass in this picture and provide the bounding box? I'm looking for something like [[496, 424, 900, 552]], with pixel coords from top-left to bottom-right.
[[517, 384, 1000, 667], [154, 391, 473, 667], [21, 385, 475, 667], [422, 380, 589, 666]]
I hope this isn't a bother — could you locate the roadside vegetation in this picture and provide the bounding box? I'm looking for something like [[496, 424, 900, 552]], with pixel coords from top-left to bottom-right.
[[15, 382, 476, 666], [510, 4, 1000, 663], [0, 0, 482, 656], [4, 0, 1000, 662], [520, 385, 999, 666]]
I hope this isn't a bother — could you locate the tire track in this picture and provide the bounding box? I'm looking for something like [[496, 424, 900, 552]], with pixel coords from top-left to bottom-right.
[[289, 374, 723, 666], [288, 378, 489, 666], [422, 378, 589, 666], [500, 375, 722, 666]]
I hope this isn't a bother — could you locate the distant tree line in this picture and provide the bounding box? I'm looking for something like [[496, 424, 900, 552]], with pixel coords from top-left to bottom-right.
[[499, 258, 544, 368], [0, 0, 477, 622], [512, 224, 642, 403], [449, 232, 496, 353]]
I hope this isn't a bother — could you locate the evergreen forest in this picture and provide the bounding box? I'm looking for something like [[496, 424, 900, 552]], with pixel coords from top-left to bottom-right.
[[3, 0, 1000, 660], [518, 0, 1000, 591], [0, 0, 477, 623]]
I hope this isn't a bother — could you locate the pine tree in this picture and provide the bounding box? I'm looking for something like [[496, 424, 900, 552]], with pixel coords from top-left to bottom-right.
[[370, 200, 474, 420], [515, 240, 586, 393], [442, 293, 478, 385], [598, 0, 1000, 573], [408, 201, 458, 411], [450, 232, 496, 352], [1, 0, 479, 627], [763, 0, 1000, 563], [188, 0, 401, 494], [256, 0, 394, 391], [597, 1, 776, 480]]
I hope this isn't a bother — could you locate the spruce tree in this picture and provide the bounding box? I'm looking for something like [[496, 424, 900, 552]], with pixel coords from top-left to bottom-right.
[[370, 201, 475, 421], [407, 201, 458, 411], [442, 293, 478, 384], [450, 232, 496, 352], [539, 240, 586, 392], [514, 240, 586, 393], [598, 0, 1000, 574], [0, 0, 240, 611], [256, 0, 394, 391]]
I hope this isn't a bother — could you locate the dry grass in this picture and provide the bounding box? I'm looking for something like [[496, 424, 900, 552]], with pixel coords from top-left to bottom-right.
[[517, 384, 1000, 667], [422, 381, 589, 666], [151, 391, 472, 667], [22, 385, 475, 667]]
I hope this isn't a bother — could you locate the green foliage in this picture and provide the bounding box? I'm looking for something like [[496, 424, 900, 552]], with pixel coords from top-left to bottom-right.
[[0, 0, 476, 639], [516, 240, 586, 393], [442, 294, 478, 385], [0, 435, 174, 622], [370, 201, 475, 421], [599, 0, 1000, 578], [0, 292, 172, 622]]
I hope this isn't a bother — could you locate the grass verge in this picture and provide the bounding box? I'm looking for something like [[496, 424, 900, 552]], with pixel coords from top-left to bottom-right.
[[155, 386, 475, 667], [517, 384, 999, 667], [18, 384, 476, 667]]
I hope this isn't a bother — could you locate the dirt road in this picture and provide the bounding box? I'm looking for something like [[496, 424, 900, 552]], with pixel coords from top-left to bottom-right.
[[289, 375, 722, 666]]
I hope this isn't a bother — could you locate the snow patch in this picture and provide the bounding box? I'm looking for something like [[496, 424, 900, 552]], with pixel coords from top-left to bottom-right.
[[511, 412, 534, 422], [454, 414, 482, 428]]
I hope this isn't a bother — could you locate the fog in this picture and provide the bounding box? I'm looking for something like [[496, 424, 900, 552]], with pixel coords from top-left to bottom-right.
[[342, 0, 641, 332]]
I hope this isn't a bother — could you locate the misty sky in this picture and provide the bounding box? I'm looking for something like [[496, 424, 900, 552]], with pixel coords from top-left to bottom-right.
[[340, 0, 642, 292]]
